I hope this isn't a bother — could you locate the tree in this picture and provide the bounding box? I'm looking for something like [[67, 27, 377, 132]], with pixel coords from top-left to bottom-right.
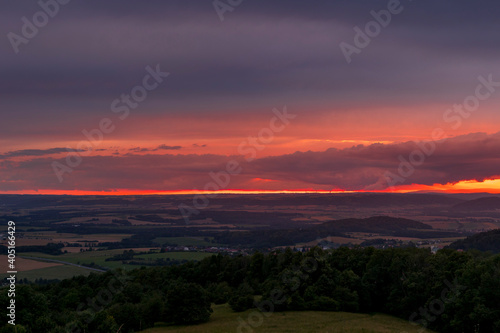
[[229, 282, 255, 312], [87, 311, 119, 333], [164, 280, 213, 324], [0, 325, 27, 333], [140, 293, 165, 328], [209, 282, 232, 304], [108, 302, 142, 332], [32, 315, 57, 332]]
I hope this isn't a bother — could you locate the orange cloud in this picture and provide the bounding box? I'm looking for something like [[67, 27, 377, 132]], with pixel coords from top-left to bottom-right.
[[388, 178, 500, 194]]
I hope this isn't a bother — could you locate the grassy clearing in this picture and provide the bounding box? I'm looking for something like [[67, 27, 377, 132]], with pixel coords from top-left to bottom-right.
[[142, 304, 433, 333]]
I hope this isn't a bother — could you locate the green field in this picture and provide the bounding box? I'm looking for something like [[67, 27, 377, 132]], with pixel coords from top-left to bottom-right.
[[21, 249, 134, 270], [0, 265, 92, 281], [142, 304, 433, 333], [22, 249, 211, 268], [135, 251, 213, 261], [153, 236, 217, 247], [11, 250, 214, 281]]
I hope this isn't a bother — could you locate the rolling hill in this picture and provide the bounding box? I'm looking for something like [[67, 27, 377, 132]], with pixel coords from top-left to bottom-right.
[[214, 216, 444, 247], [451, 196, 500, 211], [447, 229, 500, 253]]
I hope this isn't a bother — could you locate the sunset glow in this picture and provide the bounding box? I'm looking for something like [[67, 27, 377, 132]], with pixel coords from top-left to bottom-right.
[[2, 2, 500, 195], [388, 178, 500, 194], [1, 176, 500, 196]]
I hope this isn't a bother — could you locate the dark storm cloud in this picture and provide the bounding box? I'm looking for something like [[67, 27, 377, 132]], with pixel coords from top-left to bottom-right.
[[2, 0, 500, 108], [4, 0, 497, 26], [156, 144, 182, 151], [129, 145, 182, 152], [0, 147, 85, 159], [247, 131, 500, 190]]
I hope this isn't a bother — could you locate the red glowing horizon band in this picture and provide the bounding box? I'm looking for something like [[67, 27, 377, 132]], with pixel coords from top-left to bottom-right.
[[2, 179, 500, 196]]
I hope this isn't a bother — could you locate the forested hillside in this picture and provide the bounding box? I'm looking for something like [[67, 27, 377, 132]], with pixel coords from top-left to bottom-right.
[[448, 229, 500, 253], [1, 247, 499, 333], [214, 216, 453, 247]]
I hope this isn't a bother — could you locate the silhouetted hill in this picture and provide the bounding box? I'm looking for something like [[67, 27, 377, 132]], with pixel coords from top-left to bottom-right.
[[214, 216, 453, 247], [320, 216, 431, 233], [0, 193, 464, 209], [447, 229, 500, 253], [207, 193, 464, 207], [451, 197, 500, 211]]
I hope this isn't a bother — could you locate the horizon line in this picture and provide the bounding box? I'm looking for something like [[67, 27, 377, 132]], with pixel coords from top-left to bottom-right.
[[1, 188, 499, 196]]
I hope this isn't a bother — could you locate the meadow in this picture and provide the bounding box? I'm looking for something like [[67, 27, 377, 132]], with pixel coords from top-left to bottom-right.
[[143, 304, 432, 333]]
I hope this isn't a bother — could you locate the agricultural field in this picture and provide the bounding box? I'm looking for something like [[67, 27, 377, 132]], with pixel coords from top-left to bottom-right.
[[152, 236, 218, 247], [0, 254, 61, 272], [22, 249, 158, 266], [0, 254, 95, 282], [20, 249, 139, 270], [0, 230, 133, 249], [10, 249, 213, 281], [1, 265, 93, 281], [135, 251, 213, 261], [297, 236, 364, 247], [143, 304, 433, 333]]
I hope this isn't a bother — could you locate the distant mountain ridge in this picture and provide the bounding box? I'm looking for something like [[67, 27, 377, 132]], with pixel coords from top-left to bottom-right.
[[0, 193, 465, 209], [451, 197, 500, 211], [320, 216, 432, 234], [214, 216, 448, 247]]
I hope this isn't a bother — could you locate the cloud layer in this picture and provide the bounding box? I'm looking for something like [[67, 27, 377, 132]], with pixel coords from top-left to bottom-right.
[[1, 1, 500, 192], [1, 132, 499, 192]]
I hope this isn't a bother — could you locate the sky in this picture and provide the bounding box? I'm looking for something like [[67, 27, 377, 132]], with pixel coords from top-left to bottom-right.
[[1, 0, 500, 194]]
